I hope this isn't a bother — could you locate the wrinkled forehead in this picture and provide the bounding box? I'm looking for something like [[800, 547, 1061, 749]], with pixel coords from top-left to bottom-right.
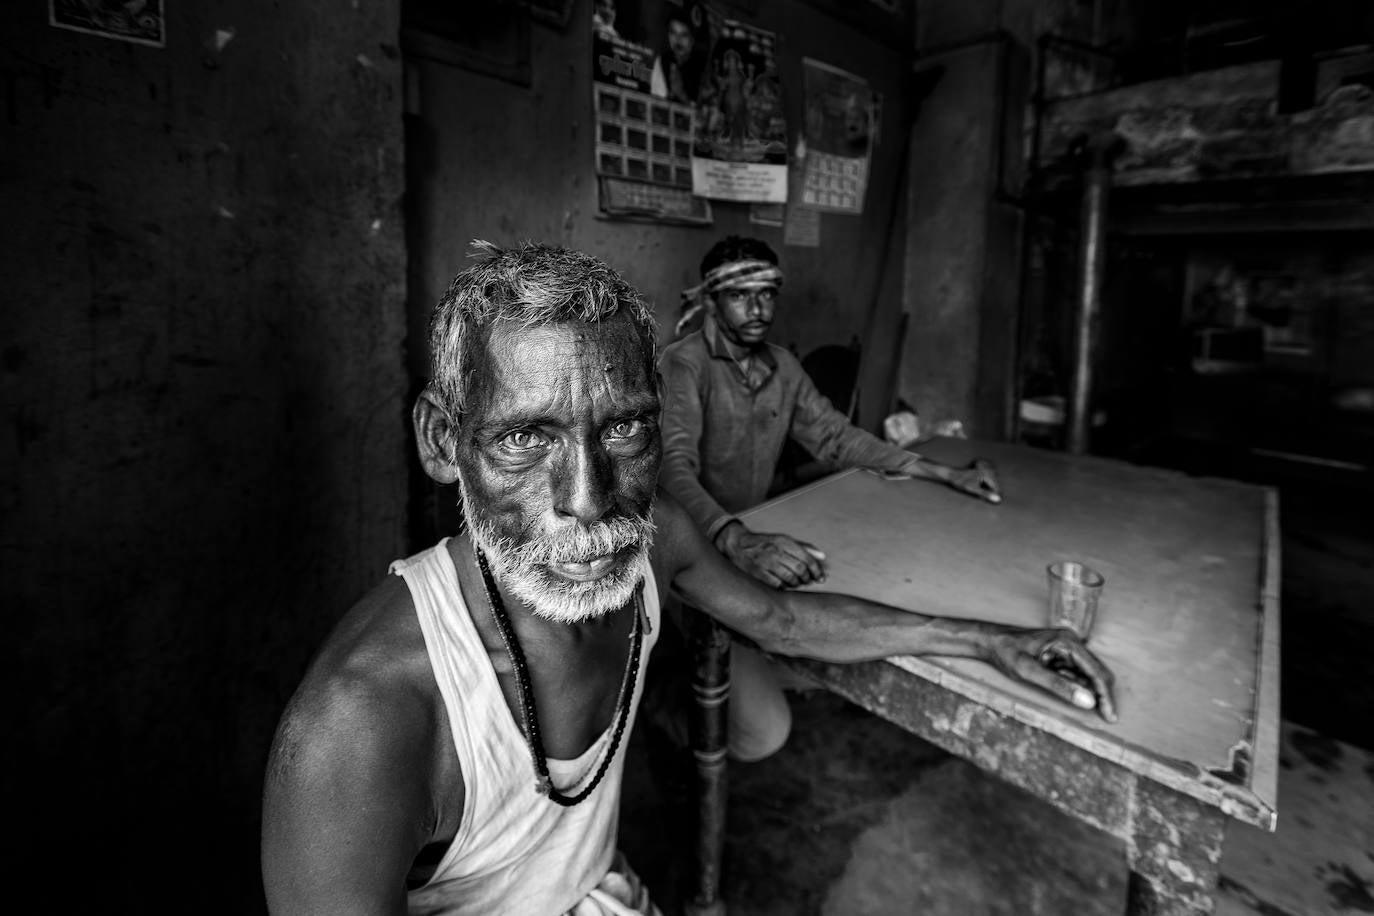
[[466, 313, 656, 416]]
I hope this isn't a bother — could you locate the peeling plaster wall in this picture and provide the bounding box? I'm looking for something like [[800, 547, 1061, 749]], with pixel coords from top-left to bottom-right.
[[2, 2, 407, 908], [404, 1, 913, 452]]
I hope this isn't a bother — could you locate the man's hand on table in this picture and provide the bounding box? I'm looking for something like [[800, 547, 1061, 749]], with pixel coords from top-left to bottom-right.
[[715, 521, 827, 589], [944, 459, 1002, 504], [883, 456, 1003, 504], [985, 628, 1118, 723]]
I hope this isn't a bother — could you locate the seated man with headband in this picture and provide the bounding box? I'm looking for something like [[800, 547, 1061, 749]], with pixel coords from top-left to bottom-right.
[[659, 234, 1003, 761]]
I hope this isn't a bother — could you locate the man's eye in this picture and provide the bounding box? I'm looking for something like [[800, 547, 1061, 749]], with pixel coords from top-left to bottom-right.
[[606, 419, 645, 440], [500, 430, 546, 451]]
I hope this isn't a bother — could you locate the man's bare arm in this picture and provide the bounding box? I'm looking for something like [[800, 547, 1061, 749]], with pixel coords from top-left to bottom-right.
[[891, 454, 1003, 503], [262, 674, 443, 914], [656, 489, 1116, 721]]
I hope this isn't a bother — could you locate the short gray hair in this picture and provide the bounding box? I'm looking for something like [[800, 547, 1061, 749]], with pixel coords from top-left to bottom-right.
[[428, 240, 658, 418]]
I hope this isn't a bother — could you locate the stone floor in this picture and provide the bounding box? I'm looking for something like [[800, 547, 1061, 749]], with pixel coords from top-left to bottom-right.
[[620, 476, 1374, 916], [621, 695, 1374, 916]]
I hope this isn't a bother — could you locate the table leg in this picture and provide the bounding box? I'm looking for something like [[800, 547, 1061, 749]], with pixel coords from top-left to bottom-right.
[[685, 609, 730, 916], [1126, 779, 1228, 915]]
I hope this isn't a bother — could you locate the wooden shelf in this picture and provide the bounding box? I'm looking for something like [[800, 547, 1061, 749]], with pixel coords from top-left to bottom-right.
[[1032, 170, 1374, 235]]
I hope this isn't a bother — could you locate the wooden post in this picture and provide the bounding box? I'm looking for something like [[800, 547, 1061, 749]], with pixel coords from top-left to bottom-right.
[[1125, 780, 1228, 915], [1067, 131, 1124, 455], [685, 608, 730, 916]]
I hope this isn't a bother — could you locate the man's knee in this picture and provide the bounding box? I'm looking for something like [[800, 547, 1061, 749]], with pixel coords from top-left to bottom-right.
[[728, 696, 791, 762], [727, 646, 793, 762]]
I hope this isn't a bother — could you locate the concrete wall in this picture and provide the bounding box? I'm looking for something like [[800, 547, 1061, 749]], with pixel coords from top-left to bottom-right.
[[2, 2, 408, 908], [896, 0, 1145, 438], [404, 0, 914, 460], [898, 1, 1033, 438]]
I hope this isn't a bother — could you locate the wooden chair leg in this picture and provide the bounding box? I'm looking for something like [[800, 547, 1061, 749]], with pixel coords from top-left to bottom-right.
[[685, 608, 730, 916]]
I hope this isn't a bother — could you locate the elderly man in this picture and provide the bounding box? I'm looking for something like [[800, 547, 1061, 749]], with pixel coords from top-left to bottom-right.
[[659, 234, 1003, 761], [262, 242, 1115, 915]]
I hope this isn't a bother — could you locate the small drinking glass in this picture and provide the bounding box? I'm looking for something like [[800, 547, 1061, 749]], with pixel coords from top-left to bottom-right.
[[1047, 561, 1104, 640]]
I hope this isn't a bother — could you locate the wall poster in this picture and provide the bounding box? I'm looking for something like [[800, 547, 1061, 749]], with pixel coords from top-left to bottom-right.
[[689, 16, 788, 202], [49, 0, 165, 47], [799, 58, 877, 214], [592, 0, 712, 223]]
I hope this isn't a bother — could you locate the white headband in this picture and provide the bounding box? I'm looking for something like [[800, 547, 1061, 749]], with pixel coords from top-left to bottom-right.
[[676, 259, 784, 336]]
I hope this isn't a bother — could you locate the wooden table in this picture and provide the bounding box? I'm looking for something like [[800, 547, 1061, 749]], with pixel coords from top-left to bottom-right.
[[687, 439, 1279, 916]]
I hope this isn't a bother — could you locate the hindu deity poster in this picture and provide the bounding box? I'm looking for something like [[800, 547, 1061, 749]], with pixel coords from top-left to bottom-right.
[[689, 16, 789, 203]]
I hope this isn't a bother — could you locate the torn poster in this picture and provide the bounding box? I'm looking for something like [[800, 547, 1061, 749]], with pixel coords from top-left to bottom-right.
[[800, 58, 877, 214]]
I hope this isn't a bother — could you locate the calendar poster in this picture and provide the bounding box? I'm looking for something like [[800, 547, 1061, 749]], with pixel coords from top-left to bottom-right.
[[799, 58, 876, 215], [592, 0, 713, 222]]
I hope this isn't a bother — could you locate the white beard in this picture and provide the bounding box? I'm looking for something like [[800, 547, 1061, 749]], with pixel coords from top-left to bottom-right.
[[458, 476, 655, 624]]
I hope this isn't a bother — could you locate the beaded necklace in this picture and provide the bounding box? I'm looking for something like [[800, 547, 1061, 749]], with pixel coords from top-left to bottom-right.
[[475, 547, 643, 807]]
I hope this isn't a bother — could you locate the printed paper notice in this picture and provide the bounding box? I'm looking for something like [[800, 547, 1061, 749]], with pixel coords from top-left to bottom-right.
[[784, 203, 820, 247]]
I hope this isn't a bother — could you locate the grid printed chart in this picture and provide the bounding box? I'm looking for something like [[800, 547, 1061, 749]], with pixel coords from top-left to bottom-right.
[[800, 150, 868, 213], [595, 85, 695, 189]]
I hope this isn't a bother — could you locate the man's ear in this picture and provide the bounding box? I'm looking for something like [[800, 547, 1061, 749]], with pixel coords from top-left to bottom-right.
[[413, 387, 461, 485]]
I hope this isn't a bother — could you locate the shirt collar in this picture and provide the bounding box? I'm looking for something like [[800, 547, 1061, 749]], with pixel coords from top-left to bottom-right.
[[703, 315, 778, 373]]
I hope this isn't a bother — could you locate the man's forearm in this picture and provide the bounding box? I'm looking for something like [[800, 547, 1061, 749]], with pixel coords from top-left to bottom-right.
[[659, 456, 734, 538], [762, 590, 1003, 664]]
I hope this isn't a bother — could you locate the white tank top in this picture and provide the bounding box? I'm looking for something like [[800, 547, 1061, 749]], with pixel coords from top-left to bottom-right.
[[391, 539, 661, 916]]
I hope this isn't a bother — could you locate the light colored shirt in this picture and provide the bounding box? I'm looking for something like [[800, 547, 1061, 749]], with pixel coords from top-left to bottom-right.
[[659, 318, 920, 540]]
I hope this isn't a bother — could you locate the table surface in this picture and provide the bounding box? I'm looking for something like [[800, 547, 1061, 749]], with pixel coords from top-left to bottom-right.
[[742, 438, 1280, 829]]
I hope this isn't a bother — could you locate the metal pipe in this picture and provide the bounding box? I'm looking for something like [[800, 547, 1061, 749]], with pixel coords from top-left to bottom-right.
[[1067, 132, 1124, 454]]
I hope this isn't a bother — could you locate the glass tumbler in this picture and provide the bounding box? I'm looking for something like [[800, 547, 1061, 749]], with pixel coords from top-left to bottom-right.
[[1046, 561, 1104, 639]]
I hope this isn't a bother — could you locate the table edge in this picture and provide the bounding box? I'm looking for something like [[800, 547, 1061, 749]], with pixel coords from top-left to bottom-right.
[[883, 654, 1276, 829], [1246, 487, 1281, 827]]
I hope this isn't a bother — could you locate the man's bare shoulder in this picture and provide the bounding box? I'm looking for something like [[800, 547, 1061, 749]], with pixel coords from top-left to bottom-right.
[[262, 573, 451, 909], [266, 573, 442, 806]]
